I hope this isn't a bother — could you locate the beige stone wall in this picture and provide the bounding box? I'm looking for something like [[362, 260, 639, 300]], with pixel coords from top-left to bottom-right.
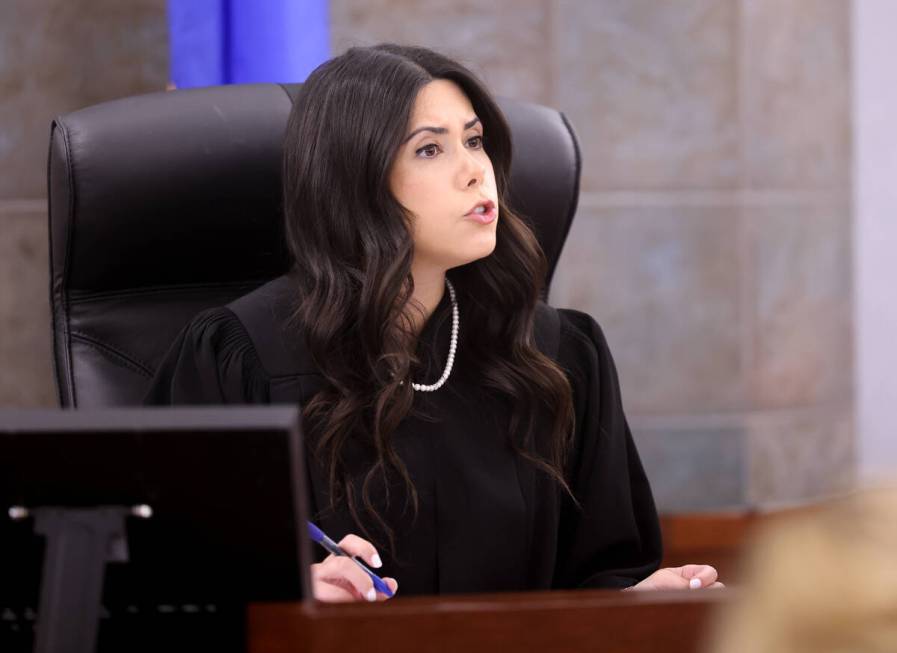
[[0, 0, 169, 406], [332, 0, 855, 510], [0, 1, 852, 510]]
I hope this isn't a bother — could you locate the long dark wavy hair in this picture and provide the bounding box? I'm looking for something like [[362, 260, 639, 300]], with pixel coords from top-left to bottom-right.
[[283, 44, 575, 548]]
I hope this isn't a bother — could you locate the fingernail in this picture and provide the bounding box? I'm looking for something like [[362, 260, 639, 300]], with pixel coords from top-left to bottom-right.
[[366, 588, 377, 602], [689, 578, 702, 590], [371, 554, 383, 568]]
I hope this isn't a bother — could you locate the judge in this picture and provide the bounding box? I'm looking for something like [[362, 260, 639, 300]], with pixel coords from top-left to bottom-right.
[[145, 44, 721, 602]]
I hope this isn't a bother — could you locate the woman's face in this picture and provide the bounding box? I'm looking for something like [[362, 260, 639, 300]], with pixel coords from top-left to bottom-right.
[[390, 79, 499, 277]]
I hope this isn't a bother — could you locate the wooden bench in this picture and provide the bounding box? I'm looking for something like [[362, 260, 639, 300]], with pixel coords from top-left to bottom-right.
[[249, 588, 729, 653]]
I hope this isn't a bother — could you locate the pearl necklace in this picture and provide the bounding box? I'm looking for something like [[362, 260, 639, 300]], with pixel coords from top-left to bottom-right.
[[411, 278, 459, 392]]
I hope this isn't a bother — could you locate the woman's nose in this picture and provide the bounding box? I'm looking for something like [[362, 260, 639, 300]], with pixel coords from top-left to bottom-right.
[[460, 151, 485, 188]]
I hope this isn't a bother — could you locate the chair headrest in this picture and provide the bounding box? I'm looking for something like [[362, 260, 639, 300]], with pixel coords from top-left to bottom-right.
[[49, 84, 294, 293], [48, 83, 581, 406]]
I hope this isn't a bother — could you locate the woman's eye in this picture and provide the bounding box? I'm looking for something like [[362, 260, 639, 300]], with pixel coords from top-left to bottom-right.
[[467, 135, 484, 149], [416, 144, 440, 158]]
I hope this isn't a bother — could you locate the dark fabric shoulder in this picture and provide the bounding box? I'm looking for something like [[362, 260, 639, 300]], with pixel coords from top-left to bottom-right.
[[556, 307, 608, 350], [225, 275, 317, 378], [533, 301, 561, 359], [142, 306, 269, 404], [549, 306, 663, 589], [143, 276, 321, 406], [553, 307, 620, 387]]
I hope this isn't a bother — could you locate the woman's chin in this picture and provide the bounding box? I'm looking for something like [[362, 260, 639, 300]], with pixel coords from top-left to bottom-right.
[[426, 237, 498, 271], [458, 238, 497, 267]]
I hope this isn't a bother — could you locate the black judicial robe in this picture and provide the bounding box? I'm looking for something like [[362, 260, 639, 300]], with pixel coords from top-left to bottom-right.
[[144, 276, 661, 595]]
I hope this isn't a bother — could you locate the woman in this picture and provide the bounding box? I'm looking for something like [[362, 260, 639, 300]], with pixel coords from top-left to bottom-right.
[[145, 44, 720, 602]]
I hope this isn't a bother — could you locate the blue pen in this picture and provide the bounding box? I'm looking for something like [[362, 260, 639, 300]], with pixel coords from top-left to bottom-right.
[[307, 521, 395, 599]]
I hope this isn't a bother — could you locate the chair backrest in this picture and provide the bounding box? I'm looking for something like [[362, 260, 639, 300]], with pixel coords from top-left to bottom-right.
[[47, 83, 581, 407]]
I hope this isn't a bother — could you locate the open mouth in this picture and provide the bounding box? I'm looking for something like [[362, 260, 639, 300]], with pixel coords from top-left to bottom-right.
[[465, 200, 497, 224]]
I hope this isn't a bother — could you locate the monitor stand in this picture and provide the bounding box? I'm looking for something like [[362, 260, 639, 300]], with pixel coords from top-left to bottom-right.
[[11, 505, 148, 653]]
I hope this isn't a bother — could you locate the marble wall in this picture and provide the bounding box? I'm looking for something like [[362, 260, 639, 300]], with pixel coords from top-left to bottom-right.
[[332, 0, 855, 510], [0, 0, 169, 406], [0, 1, 853, 510]]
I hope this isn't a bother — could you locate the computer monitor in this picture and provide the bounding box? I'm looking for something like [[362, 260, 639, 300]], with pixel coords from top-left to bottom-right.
[[0, 406, 312, 652]]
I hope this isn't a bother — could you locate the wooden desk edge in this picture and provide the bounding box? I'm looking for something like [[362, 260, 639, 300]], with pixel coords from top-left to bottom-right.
[[249, 589, 731, 653]]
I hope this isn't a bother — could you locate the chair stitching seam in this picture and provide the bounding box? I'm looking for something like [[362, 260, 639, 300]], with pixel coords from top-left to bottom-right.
[[559, 111, 582, 228], [67, 280, 266, 302], [46, 124, 64, 406], [59, 119, 78, 405], [69, 331, 154, 377], [269, 372, 323, 382], [554, 111, 581, 288]]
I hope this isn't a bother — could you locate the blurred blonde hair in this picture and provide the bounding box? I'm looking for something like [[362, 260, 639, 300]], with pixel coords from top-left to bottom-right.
[[709, 486, 897, 653]]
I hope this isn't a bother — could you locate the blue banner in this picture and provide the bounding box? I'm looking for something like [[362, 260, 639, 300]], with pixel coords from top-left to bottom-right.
[[168, 0, 330, 88]]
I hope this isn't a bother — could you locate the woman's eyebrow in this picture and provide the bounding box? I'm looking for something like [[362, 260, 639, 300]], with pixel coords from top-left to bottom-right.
[[402, 117, 481, 144]]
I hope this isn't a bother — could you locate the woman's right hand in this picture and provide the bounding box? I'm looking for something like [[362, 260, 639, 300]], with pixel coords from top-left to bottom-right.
[[310, 533, 399, 602]]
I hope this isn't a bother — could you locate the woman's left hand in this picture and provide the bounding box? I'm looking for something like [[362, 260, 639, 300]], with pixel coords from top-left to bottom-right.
[[628, 564, 725, 591]]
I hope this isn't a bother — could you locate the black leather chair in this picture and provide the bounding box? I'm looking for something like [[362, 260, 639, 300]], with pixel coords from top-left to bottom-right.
[[47, 84, 581, 407]]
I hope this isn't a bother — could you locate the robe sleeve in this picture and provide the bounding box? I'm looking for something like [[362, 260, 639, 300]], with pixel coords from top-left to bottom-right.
[[552, 308, 662, 589], [143, 307, 270, 405]]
